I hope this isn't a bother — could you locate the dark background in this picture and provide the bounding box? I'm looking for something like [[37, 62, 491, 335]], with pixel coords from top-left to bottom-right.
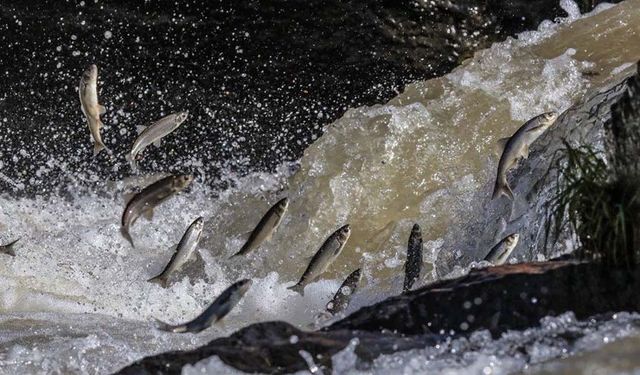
[[0, 0, 612, 196]]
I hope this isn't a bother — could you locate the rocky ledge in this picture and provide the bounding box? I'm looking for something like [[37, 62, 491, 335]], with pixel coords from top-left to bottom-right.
[[117, 260, 640, 374]]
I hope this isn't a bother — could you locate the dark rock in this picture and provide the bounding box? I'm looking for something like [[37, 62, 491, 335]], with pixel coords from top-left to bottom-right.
[[0, 0, 621, 196], [117, 321, 439, 374], [116, 261, 640, 374]]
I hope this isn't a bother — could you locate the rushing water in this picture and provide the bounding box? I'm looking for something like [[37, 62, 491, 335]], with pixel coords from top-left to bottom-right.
[[1, 1, 640, 374]]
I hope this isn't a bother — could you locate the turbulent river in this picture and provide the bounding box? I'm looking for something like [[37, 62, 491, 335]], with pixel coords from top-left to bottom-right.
[[2, 1, 640, 374]]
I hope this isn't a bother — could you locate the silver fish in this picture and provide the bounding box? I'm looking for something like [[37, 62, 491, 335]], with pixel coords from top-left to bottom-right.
[[127, 111, 189, 172], [155, 279, 252, 333], [403, 224, 423, 293], [230, 197, 289, 257], [148, 217, 204, 288], [78, 64, 108, 156], [288, 224, 351, 296], [484, 233, 519, 265], [492, 112, 559, 200], [0, 238, 20, 257], [120, 174, 193, 248], [326, 268, 361, 315]]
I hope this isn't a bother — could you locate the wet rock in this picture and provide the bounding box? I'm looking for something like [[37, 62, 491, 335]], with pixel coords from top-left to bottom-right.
[[117, 321, 438, 374], [116, 260, 640, 374]]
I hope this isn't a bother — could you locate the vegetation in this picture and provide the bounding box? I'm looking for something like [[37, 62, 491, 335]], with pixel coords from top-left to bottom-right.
[[546, 141, 640, 268]]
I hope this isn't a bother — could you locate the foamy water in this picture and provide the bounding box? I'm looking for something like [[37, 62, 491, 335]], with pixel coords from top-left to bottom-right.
[[1, 1, 640, 374]]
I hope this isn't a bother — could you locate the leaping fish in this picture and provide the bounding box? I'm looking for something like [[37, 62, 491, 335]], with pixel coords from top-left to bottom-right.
[[120, 174, 193, 248], [148, 217, 204, 288], [126, 111, 189, 172], [155, 279, 252, 333], [78, 64, 109, 156], [403, 224, 423, 293], [326, 268, 361, 315], [230, 197, 289, 258], [0, 238, 20, 256], [288, 224, 351, 296], [492, 112, 558, 200], [484, 233, 519, 265]]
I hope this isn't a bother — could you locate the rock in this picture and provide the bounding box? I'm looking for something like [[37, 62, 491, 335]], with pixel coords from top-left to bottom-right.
[[116, 260, 640, 374], [117, 321, 439, 374]]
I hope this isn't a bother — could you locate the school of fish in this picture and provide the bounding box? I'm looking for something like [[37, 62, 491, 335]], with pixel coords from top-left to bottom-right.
[[2, 63, 559, 337]]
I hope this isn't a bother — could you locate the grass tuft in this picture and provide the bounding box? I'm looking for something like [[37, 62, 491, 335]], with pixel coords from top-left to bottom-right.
[[546, 141, 640, 268]]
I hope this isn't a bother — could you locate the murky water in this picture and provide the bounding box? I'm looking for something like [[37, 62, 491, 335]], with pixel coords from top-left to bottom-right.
[[1, 1, 640, 374]]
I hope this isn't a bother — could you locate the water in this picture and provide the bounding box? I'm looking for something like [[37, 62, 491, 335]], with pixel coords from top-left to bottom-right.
[[1, 1, 640, 374]]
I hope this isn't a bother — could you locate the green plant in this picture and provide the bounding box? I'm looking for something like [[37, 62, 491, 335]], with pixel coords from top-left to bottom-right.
[[546, 141, 640, 268]]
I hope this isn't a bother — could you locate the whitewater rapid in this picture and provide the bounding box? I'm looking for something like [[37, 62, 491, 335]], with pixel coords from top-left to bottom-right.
[[1, 0, 640, 374]]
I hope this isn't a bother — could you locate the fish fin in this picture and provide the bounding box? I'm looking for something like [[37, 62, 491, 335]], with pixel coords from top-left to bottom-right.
[[148, 274, 168, 288], [494, 137, 510, 157], [153, 139, 162, 148], [492, 180, 514, 201], [525, 123, 546, 133], [98, 105, 106, 115], [120, 226, 135, 248], [0, 238, 19, 256], [520, 144, 530, 159], [93, 141, 107, 157], [136, 125, 146, 134], [143, 208, 154, 221], [287, 283, 305, 296]]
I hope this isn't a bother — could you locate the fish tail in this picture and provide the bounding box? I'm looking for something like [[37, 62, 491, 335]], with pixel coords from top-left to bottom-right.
[[287, 283, 305, 296], [403, 275, 416, 294], [120, 226, 135, 248], [229, 245, 249, 259], [153, 317, 187, 333], [492, 178, 514, 200], [93, 141, 107, 157], [126, 153, 139, 172], [1, 238, 19, 256], [147, 274, 168, 288]]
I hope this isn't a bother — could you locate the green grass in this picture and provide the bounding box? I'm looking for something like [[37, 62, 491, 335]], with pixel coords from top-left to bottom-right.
[[546, 141, 640, 268]]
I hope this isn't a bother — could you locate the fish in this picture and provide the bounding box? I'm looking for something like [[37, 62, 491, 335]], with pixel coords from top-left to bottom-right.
[[288, 224, 351, 296], [230, 197, 289, 257], [155, 279, 252, 333], [484, 233, 519, 265], [492, 111, 559, 200], [78, 64, 109, 156], [120, 174, 193, 248], [326, 268, 361, 315], [148, 217, 204, 288], [126, 111, 189, 172], [403, 224, 423, 293], [0, 238, 20, 256]]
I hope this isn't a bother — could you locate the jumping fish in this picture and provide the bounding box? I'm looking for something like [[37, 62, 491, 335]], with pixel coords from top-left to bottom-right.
[[78, 64, 108, 156], [148, 217, 204, 288], [120, 174, 193, 248], [0, 238, 20, 257], [155, 279, 252, 333], [403, 224, 423, 293], [326, 268, 361, 315], [492, 112, 559, 200], [230, 197, 289, 257], [126, 111, 189, 172], [288, 224, 351, 296], [484, 233, 519, 265]]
